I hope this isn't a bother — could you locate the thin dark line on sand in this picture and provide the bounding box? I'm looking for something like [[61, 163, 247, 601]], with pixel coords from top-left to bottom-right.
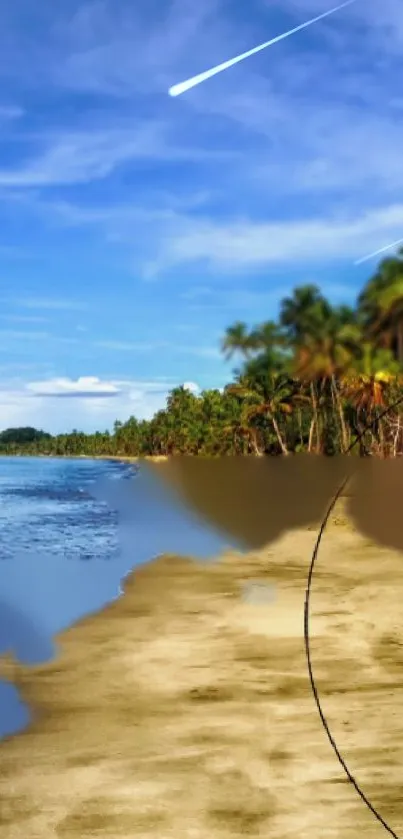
[[304, 393, 403, 837]]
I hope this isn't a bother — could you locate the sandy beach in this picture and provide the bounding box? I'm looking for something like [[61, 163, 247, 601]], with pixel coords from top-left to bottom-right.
[[0, 499, 403, 838]]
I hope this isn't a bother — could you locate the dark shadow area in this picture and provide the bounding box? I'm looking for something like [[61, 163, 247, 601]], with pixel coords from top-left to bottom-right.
[[144, 456, 353, 550], [347, 459, 403, 554], [145, 456, 403, 553]]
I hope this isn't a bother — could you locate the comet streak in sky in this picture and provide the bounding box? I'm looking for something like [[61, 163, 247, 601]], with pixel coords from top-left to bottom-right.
[[168, 0, 358, 97]]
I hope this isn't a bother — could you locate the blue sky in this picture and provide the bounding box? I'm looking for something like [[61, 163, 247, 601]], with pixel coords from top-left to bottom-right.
[[1, 0, 403, 432]]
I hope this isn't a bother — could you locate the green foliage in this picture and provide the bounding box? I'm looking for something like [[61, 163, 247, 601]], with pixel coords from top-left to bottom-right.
[[0, 427, 51, 444]]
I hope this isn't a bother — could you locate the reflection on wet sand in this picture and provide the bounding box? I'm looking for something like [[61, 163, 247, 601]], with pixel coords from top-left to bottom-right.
[[1, 499, 403, 837]]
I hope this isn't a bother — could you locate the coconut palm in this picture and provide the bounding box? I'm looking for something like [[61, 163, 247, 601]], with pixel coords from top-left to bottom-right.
[[227, 373, 300, 455], [279, 285, 337, 451], [358, 247, 403, 365], [342, 344, 400, 455], [296, 307, 361, 451], [221, 322, 258, 360], [279, 285, 330, 346]]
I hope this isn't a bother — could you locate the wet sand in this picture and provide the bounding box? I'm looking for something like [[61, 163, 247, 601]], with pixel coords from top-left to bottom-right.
[[1, 500, 403, 838]]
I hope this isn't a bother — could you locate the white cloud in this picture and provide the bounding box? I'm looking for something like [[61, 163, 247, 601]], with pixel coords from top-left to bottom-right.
[[24, 194, 403, 277], [134, 203, 403, 274], [0, 375, 203, 434], [0, 124, 237, 188], [183, 381, 200, 393], [26, 376, 121, 397], [0, 127, 163, 187]]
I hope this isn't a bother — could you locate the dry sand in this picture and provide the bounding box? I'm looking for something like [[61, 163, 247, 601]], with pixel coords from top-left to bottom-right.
[[1, 499, 403, 838]]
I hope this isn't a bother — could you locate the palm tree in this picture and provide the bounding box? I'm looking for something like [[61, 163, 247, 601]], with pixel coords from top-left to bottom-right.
[[279, 285, 334, 452], [221, 322, 258, 360], [296, 307, 361, 452], [227, 373, 298, 455], [221, 388, 264, 455], [343, 344, 399, 455], [279, 285, 329, 345], [358, 247, 403, 366]]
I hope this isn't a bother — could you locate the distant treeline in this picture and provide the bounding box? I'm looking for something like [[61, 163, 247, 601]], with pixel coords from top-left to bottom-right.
[[0, 427, 52, 445], [3, 251, 403, 457]]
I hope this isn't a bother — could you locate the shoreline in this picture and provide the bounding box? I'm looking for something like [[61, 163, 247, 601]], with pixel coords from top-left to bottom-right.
[[0, 453, 168, 463], [1, 507, 403, 836], [0, 451, 168, 742]]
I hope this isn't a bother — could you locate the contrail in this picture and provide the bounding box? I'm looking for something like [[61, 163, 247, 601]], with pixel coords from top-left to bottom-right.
[[354, 237, 403, 266], [168, 0, 357, 97]]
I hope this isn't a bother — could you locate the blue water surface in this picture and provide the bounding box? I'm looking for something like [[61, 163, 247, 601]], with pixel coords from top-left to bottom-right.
[[0, 456, 237, 739]]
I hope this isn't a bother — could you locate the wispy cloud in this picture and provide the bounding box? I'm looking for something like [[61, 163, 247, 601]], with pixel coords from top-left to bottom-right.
[[52, 0, 224, 97], [130, 203, 403, 274], [0, 362, 52, 374], [0, 329, 51, 341], [95, 338, 221, 358], [0, 125, 238, 189], [27, 376, 120, 398], [0, 128, 163, 187], [95, 340, 160, 352], [0, 314, 49, 324], [24, 195, 403, 277], [3, 297, 87, 311], [0, 104, 24, 120], [180, 285, 214, 301], [0, 331, 82, 356]]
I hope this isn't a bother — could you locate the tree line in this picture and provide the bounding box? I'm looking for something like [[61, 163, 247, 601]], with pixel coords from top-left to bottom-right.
[[2, 249, 403, 458]]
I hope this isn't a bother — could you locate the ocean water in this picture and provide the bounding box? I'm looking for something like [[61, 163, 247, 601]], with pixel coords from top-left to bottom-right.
[[0, 456, 237, 739]]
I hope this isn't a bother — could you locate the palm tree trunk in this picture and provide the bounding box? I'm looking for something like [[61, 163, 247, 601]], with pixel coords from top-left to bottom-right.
[[297, 408, 303, 449], [331, 374, 348, 453], [310, 381, 320, 453], [308, 419, 315, 452], [249, 427, 264, 456], [378, 416, 386, 458], [269, 412, 289, 455], [356, 413, 372, 456], [252, 439, 264, 457], [398, 319, 403, 367], [393, 415, 401, 457]]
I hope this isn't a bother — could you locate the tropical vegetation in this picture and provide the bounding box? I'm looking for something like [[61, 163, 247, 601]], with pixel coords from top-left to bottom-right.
[[3, 250, 403, 458]]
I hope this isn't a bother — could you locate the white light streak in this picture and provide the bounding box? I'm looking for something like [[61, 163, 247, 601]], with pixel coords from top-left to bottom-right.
[[354, 237, 403, 266], [168, 0, 357, 97]]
